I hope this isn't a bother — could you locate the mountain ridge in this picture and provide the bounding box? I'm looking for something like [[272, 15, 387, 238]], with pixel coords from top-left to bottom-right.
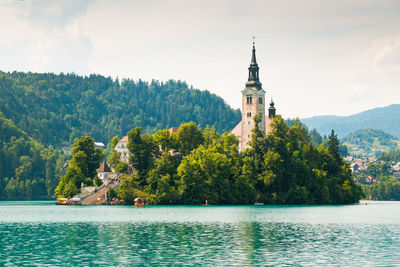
[[301, 104, 400, 138]]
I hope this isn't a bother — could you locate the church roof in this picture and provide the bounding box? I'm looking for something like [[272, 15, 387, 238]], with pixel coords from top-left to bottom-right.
[[231, 116, 274, 138], [250, 41, 257, 66], [231, 121, 241, 137], [97, 162, 112, 173]]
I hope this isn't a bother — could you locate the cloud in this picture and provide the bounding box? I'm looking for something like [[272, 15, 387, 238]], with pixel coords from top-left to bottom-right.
[[1, 0, 400, 118], [373, 36, 400, 69], [27, 0, 90, 29], [0, 0, 92, 73]]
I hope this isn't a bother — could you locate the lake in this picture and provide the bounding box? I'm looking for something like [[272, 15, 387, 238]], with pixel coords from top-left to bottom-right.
[[1, 201, 400, 266]]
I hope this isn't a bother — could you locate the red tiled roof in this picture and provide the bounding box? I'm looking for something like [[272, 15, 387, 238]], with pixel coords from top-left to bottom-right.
[[169, 127, 179, 133], [97, 162, 112, 173], [120, 136, 128, 142]]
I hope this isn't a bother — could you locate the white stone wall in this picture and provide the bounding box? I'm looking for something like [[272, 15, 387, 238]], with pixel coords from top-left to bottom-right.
[[115, 141, 129, 162]]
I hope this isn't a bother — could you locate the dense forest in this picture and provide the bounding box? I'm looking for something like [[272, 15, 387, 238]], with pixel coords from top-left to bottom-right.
[[379, 150, 400, 162], [57, 116, 363, 205], [362, 180, 400, 201], [0, 113, 67, 200], [0, 71, 241, 147], [0, 70, 242, 200]]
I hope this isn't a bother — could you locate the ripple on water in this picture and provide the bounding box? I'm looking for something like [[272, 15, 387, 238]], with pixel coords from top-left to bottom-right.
[[1, 202, 400, 265]]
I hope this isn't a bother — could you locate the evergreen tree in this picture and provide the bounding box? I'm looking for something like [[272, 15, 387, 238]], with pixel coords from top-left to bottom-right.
[[328, 129, 341, 164]]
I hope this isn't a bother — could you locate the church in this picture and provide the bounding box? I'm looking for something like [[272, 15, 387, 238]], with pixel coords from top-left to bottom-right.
[[231, 41, 277, 151]]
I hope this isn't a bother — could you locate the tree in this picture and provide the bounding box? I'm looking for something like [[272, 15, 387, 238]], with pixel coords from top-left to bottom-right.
[[70, 136, 104, 179], [153, 129, 176, 153], [54, 165, 84, 198], [178, 145, 233, 204], [127, 127, 159, 181], [176, 122, 204, 156], [328, 129, 341, 164], [55, 136, 104, 198], [109, 136, 121, 169]]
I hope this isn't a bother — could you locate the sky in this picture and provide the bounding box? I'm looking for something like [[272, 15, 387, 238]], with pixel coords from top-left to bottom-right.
[[1, 0, 400, 118]]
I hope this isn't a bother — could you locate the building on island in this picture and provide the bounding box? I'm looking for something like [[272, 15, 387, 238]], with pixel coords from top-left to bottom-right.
[[96, 162, 112, 182], [115, 127, 179, 163], [115, 135, 129, 162], [94, 142, 105, 149], [231, 41, 277, 151]]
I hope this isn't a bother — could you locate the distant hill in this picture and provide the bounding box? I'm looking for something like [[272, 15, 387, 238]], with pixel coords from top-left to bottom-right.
[[341, 128, 399, 157], [302, 104, 400, 138], [0, 71, 241, 147], [0, 112, 65, 200]]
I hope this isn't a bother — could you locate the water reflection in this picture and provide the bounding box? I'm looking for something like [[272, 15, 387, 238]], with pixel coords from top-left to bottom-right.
[[2, 202, 400, 265], [2, 221, 400, 265]]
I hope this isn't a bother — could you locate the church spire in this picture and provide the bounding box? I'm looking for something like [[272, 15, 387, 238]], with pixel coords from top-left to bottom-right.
[[251, 37, 257, 65], [246, 37, 261, 88]]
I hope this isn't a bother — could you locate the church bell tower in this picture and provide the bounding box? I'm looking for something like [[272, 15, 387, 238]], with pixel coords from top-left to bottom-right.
[[240, 40, 266, 150]]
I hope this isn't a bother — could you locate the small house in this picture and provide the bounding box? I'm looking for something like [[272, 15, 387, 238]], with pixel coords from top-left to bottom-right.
[[97, 162, 112, 181]]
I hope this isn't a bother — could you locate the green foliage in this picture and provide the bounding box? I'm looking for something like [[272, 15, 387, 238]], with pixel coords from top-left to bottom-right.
[[178, 145, 233, 204], [0, 112, 66, 200], [94, 175, 103, 187], [107, 187, 118, 199], [367, 161, 391, 180], [146, 154, 181, 204], [341, 128, 399, 157], [55, 136, 104, 198], [242, 116, 362, 204], [309, 128, 323, 146], [117, 174, 139, 205], [0, 71, 241, 147], [379, 150, 400, 162], [362, 179, 400, 200], [153, 129, 176, 153], [70, 136, 104, 179], [127, 127, 159, 180], [176, 122, 204, 156], [328, 130, 341, 164], [115, 162, 129, 174], [54, 165, 83, 198], [108, 135, 123, 171], [115, 117, 361, 205]]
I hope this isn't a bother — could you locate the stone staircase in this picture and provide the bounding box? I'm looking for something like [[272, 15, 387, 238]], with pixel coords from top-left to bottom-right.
[[81, 185, 110, 205]]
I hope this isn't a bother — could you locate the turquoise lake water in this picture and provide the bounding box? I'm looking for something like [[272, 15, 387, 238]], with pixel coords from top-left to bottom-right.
[[1, 201, 400, 266]]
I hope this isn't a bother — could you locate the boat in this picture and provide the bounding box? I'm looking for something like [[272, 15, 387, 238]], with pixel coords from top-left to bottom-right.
[[56, 198, 68, 205], [134, 197, 145, 207]]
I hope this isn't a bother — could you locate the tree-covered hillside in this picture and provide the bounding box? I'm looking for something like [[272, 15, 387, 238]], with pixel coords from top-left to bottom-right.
[[0, 112, 67, 200], [302, 104, 400, 138], [341, 128, 399, 157], [0, 71, 241, 147]]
